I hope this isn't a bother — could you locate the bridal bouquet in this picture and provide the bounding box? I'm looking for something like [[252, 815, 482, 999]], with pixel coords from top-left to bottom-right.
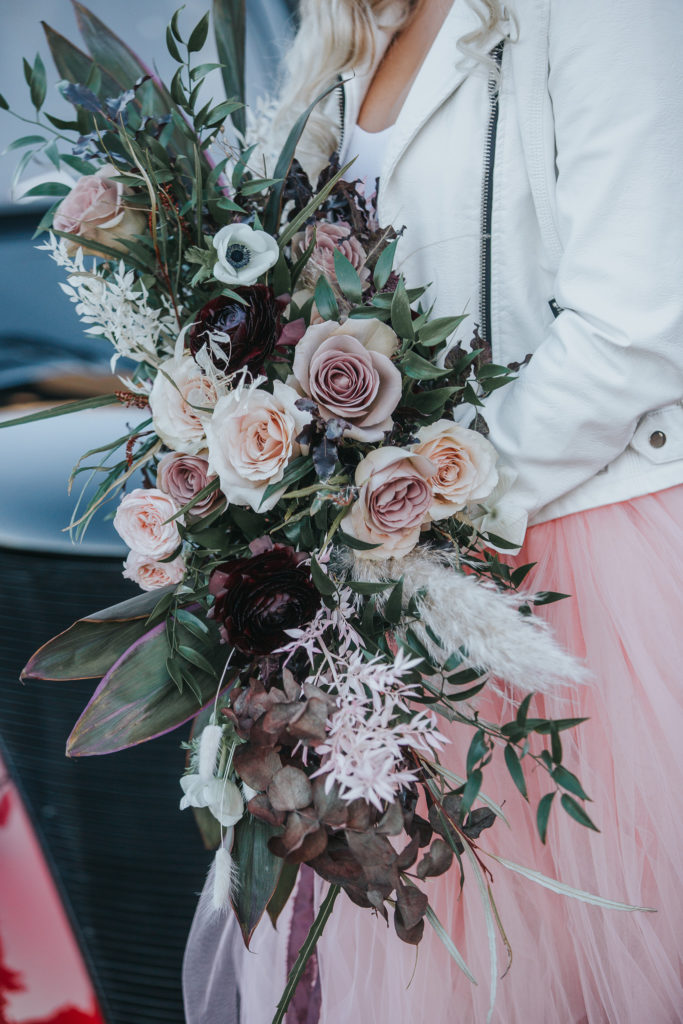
[[2, 5, 631, 1019]]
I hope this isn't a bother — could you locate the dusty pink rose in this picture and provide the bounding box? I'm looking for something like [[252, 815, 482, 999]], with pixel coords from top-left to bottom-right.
[[344, 447, 436, 560], [412, 421, 499, 519], [205, 381, 311, 512], [113, 488, 181, 559], [123, 550, 186, 591], [290, 318, 402, 441], [157, 452, 223, 517], [149, 355, 218, 455], [293, 220, 369, 287], [53, 165, 146, 255]]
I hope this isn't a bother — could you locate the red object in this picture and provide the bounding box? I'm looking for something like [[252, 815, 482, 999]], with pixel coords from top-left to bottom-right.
[[0, 752, 105, 1024]]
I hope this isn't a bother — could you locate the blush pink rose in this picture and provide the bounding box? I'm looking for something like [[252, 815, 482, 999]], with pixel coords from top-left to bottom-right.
[[157, 452, 223, 517], [293, 220, 369, 287], [344, 447, 436, 560], [412, 420, 499, 519], [113, 488, 182, 559], [53, 165, 146, 255], [149, 355, 218, 455], [123, 550, 186, 591], [290, 318, 402, 441], [205, 381, 311, 512]]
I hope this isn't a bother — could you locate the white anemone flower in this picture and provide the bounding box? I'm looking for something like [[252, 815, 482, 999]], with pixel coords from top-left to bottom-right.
[[212, 223, 279, 286], [179, 774, 244, 828]]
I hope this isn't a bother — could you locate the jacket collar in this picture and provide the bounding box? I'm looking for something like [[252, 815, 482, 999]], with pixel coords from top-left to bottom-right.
[[342, 2, 509, 189]]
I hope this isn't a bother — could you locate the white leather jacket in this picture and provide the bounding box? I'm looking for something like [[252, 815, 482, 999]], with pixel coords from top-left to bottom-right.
[[337, 0, 683, 544]]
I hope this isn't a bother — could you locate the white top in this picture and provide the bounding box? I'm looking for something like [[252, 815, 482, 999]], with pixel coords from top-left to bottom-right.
[[341, 122, 393, 188]]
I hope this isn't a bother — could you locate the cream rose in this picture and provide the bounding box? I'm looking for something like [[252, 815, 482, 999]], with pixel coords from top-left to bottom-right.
[[290, 318, 402, 441], [122, 550, 186, 591], [149, 355, 218, 455], [205, 381, 311, 512], [212, 223, 279, 287], [344, 447, 436, 560], [412, 420, 499, 519], [53, 164, 146, 256], [113, 488, 181, 559]]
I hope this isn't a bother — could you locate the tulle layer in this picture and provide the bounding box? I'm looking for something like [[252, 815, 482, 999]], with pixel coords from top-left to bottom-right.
[[316, 487, 683, 1023], [184, 487, 683, 1023]]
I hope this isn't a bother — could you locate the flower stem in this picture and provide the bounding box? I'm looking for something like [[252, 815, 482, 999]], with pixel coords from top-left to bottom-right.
[[271, 883, 341, 1024]]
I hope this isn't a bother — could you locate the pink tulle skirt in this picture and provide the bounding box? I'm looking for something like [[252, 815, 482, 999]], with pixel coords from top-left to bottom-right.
[[314, 486, 683, 1023], [184, 487, 683, 1023]]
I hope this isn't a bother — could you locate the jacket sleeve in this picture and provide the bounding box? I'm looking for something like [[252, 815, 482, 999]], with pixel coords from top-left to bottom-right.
[[478, 0, 683, 544]]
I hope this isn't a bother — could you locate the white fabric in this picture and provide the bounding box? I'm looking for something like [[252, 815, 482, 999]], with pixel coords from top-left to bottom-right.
[[334, 0, 683, 545], [341, 122, 394, 189]]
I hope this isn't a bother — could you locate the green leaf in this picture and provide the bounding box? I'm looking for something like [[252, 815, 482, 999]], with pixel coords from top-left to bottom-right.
[[259, 455, 312, 508], [460, 768, 482, 816], [552, 765, 590, 801], [310, 555, 336, 596], [60, 153, 98, 175], [21, 182, 71, 198], [21, 589, 173, 681], [166, 24, 182, 61], [177, 643, 218, 677], [314, 274, 339, 321], [239, 175, 282, 196], [347, 580, 393, 595], [333, 248, 363, 304], [390, 278, 414, 339], [4, 134, 46, 152], [407, 386, 461, 414], [0, 393, 119, 429], [30, 53, 47, 109], [417, 315, 467, 347], [560, 794, 599, 832], [42, 23, 120, 100], [536, 791, 555, 844], [373, 239, 398, 290], [213, 0, 246, 134], [190, 61, 224, 80], [266, 862, 299, 929], [188, 11, 210, 51], [504, 744, 528, 800], [383, 578, 404, 625], [171, 5, 186, 41], [401, 351, 451, 381], [231, 818, 285, 945], [262, 80, 341, 236], [533, 591, 570, 606], [466, 729, 488, 776], [0, 94, 8, 111], [336, 528, 380, 552]]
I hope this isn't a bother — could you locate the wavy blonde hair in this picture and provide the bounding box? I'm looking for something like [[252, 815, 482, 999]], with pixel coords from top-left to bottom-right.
[[274, 0, 508, 173]]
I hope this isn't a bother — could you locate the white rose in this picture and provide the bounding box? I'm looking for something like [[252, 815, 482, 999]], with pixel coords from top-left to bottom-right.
[[212, 223, 279, 287], [149, 355, 218, 454], [113, 488, 181, 559], [179, 774, 244, 828], [122, 550, 186, 591], [412, 420, 499, 519], [205, 381, 311, 512]]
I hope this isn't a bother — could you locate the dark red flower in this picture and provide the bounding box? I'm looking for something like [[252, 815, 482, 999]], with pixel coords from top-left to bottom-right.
[[209, 543, 321, 655], [188, 285, 282, 375]]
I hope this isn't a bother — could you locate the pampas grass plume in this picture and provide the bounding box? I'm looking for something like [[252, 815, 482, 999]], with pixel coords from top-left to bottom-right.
[[199, 724, 224, 782]]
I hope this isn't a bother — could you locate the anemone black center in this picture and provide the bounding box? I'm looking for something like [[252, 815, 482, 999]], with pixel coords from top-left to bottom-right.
[[226, 243, 251, 269]]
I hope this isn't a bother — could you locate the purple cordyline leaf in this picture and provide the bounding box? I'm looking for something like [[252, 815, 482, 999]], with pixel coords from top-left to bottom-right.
[[66, 622, 229, 757], [60, 82, 103, 113], [21, 587, 173, 682]]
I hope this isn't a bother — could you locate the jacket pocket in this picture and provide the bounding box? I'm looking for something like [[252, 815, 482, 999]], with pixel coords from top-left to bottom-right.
[[629, 403, 683, 464]]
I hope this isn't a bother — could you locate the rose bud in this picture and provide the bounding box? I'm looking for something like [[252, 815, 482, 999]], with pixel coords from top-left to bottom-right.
[[156, 452, 223, 517], [123, 550, 186, 591], [53, 164, 146, 256], [209, 544, 321, 655], [188, 286, 283, 376]]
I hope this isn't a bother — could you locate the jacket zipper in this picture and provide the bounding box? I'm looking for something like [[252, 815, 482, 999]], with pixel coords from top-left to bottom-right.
[[337, 76, 346, 158], [479, 40, 505, 356]]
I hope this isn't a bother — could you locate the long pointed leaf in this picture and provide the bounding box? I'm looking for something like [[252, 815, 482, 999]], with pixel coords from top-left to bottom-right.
[[21, 589, 174, 681], [0, 394, 119, 430], [42, 21, 123, 98], [66, 624, 228, 755], [212, 0, 246, 135], [231, 818, 284, 946], [487, 853, 656, 912]]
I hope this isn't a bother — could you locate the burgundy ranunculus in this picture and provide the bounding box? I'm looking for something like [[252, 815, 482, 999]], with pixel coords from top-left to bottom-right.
[[209, 543, 321, 655], [188, 285, 282, 375]]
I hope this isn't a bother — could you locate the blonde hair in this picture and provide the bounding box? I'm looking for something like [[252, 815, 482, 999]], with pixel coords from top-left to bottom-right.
[[274, 0, 508, 174]]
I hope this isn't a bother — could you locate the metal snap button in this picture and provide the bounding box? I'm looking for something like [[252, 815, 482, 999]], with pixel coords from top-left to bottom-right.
[[649, 430, 666, 449]]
